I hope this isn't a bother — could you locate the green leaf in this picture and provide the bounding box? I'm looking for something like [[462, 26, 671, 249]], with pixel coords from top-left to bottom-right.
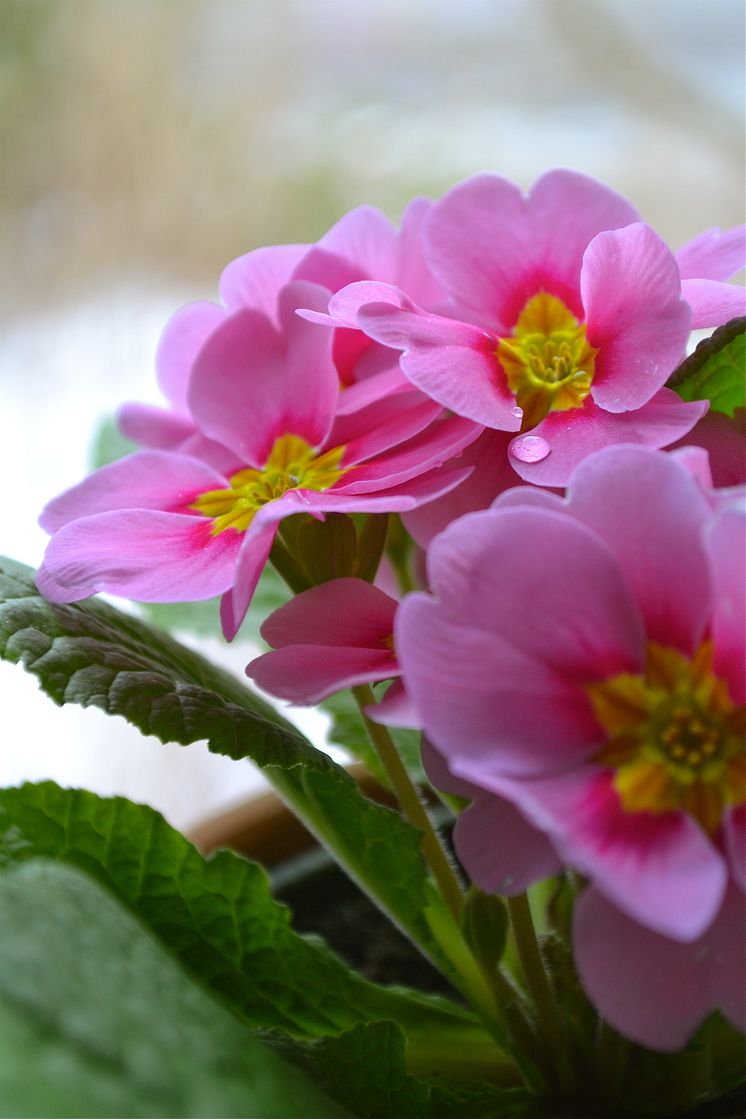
[[271, 1021, 529, 1119], [323, 687, 427, 788], [670, 316, 746, 415], [0, 781, 486, 1049], [270, 1022, 430, 1118], [0, 557, 454, 979], [0, 860, 346, 1119], [425, 1079, 534, 1119]]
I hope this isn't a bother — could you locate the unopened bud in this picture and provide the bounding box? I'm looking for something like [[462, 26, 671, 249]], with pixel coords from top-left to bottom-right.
[[462, 886, 508, 972]]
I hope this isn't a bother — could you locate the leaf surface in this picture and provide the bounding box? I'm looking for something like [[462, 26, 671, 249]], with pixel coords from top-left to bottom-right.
[[0, 556, 439, 958], [0, 781, 481, 1045], [0, 860, 346, 1119], [670, 316, 745, 415]]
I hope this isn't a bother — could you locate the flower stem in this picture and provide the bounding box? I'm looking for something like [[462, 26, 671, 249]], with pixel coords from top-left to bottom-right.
[[353, 686, 555, 1089], [595, 1019, 629, 1103], [507, 893, 567, 1073], [385, 514, 416, 595], [351, 685, 464, 923]]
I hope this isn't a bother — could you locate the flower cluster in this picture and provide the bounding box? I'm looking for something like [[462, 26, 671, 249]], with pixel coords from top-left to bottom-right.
[[38, 170, 745, 1058]]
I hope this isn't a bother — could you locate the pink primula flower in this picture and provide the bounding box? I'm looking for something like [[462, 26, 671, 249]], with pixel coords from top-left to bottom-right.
[[247, 577, 400, 704], [397, 445, 745, 1048], [314, 171, 744, 486], [38, 283, 475, 639], [247, 576, 418, 725]]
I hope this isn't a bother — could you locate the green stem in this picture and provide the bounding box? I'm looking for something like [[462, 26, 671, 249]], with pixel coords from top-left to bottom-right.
[[385, 515, 416, 595], [390, 551, 415, 595], [351, 685, 464, 923], [405, 1029, 521, 1086], [507, 893, 566, 1074], [352, 687, 546, 1088], [595, 1019, 629, 1103]]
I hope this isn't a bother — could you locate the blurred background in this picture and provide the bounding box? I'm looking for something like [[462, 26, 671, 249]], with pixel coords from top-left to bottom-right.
[[1, 0, 744, 833]]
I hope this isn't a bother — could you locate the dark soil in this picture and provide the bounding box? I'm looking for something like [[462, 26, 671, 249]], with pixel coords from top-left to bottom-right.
[[273, 846, 459, 998]]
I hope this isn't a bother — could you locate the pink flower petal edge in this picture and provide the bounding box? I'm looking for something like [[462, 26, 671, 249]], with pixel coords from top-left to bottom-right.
[[575, 884, 746, 1050]]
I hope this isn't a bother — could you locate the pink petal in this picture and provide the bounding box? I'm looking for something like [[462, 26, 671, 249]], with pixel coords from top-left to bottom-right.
[[402, 429, 520, 547], [724, 805, 746, 893], [326, 282, 515, 428], [507, 389, 707, 487], [332, 328, 374, 385], [39, 451, 230, 534], [116, 403, 196, 450], [492, 486, 565, 513], [329, 392, 442, 466], [425, 715, 561, 894], [37, 510, 239, 603], [275, 281, 340, 449], [425, 169, 639, 330], [574, 884, 746, 1050], [396, 195, 447, 308], [582, 224, 691, 412], [220, 513, 283, 641], [326, 280, 418, 328], [667, 445, 714, 490], [676, 226, 746, 282], [287, 465, 474, 515], [427, 507, 645, 676], [421, 736, 476, 798], [156, 300, 226, 412], [178, 433, 244, 476], [668, 410, 746, 488], [336, 416, 481, 494], [188, 293, 337, 468], [219, 243, 309, 321], [704, 504, 746, 703], [454, 793, 561, 897], [355, 301, 519, 430], [260, 577, 397, 649], [293, 205, 398, 291], [473, 767, 727, 941], [563, 444, 714, 654], [248, 645, 398, 705], [188, 308, 285, 467], [334, 365, 412, 415], [398, 510, 645, 777], [368, 679, 421, 728], [680, 278, 746, 328], [345, 341, 402, 387]]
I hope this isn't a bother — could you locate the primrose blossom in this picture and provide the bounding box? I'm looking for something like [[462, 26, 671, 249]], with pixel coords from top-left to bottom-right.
[[248, 578, 399, 702], [310, 170, 744, 486], [397, 445, 745, 1048], [37, 283, 476, 639]]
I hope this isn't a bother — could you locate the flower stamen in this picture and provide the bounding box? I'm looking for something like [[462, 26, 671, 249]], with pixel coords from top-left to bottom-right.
[[191, 434, 347, 535], [498, 292, 597, 429], [588, 642, 745, 834]]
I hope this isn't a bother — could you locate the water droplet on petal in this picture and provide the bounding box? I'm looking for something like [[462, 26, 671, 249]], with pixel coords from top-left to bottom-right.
[[510, 434, 551, 464], [511, 405, 523, 419]]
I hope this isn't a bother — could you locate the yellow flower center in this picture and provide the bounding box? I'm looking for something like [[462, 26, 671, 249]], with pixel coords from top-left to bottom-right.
[[497, 292, 597, 429], [191, 434, 347, 535], [587, 642, 746, 834]]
